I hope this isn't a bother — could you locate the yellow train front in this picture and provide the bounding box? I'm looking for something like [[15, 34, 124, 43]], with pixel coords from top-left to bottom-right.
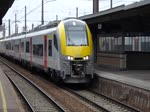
[[57, 19, 94, 83]]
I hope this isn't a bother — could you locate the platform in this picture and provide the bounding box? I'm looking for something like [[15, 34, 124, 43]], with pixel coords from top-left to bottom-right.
[[94, 65, 150, 91], [0, 67, 23, 112], [94, 65, 150, 112]]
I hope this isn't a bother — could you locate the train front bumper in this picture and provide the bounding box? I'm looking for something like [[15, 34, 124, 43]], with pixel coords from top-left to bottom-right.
[[63, 75, 91, 83], [62, 60, 93, 83]]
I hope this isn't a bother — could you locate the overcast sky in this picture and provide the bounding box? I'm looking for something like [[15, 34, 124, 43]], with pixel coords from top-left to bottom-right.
[[1, 0, 141, 37]]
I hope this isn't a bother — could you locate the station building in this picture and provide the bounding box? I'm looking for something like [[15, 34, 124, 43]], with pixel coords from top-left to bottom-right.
[[80, 0, 150, 70]]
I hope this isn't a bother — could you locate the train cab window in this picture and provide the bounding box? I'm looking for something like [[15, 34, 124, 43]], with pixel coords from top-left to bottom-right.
[[48, 40, 52, 56], [65, 26, 88, 46], [54, 34, 58, 50], [26, 41, 29, 53]]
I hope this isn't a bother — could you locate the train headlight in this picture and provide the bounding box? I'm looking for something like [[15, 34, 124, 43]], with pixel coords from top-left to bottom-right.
[[68, 56, 73, 60], [83, 56, 89, 60]]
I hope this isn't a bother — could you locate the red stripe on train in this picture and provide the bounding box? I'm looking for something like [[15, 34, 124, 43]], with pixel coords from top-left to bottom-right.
[[44, 35, 48, 69]]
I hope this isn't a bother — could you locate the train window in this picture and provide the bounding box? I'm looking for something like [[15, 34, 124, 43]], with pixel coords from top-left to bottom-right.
[[9, 42, 11, 50], [54, 34, 58, 50], [5, 42, 8, 50], [65, 26, 88, 46], [33, 44, 43, 56], [26, 41, 29, 53], [21, 42, 24, 52], [15, 44, 19, 52], [5, 41, 11, 50], [12, 44, 14, 50], [48, 40, 52, 56], [12, 41, 15, 50]]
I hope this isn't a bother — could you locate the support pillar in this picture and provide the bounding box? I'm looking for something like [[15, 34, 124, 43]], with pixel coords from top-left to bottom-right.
[[93, 0, 99, 13]]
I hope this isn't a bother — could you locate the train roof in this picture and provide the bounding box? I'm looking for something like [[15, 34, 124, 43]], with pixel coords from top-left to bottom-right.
[[26, 27, 56, 38], [1, 27, 57, 41], [1, 18, 85, 42]]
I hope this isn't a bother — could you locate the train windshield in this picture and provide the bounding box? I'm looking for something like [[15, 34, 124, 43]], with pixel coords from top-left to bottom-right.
[[65, 26, 88, 46]]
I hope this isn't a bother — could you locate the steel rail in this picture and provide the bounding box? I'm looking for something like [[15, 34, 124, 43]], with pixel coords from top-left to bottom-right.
[[88, 88, 141, 112], [0, 58, 65, 112], [62, 86, 109, 112], [63, 86, 141, 112]]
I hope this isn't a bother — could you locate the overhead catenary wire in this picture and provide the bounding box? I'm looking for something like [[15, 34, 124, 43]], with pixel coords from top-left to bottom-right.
[[18, 0, 56, 22], [2, 0, 141, 37], [4, 0, 56, 36]]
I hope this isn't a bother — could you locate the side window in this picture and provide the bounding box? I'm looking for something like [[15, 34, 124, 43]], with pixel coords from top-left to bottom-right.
[[48, 40, 52, 56], [54, 34, 58, 50], [12, 40, 15, 50], [12, 44, 14, 50], [5, 41, 11, 50], [8, 42, 11, 50], [26, 41, 29, 53], [33, 44, 43, 56], [15, 44, 19, 52], [5, 42, 8, 50], [21, 42, 24, 52]]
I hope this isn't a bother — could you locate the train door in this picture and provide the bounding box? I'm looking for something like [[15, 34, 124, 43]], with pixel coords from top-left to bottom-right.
[[44, 35, 48, 70], [21, 38, 25, 62], [30, 38, 32, 65], [19, 39, 21, 61]]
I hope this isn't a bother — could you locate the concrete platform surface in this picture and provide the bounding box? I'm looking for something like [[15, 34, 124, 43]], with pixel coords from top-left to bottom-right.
[[0, 67, 23, 112], [94, 66, 150, 91]]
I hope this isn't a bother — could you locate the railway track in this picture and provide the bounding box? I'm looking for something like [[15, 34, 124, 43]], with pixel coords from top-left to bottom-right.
[[0, 57, 100, 112], [63, 87, 141, 112], [0, 56, 141, 112], [0, 59, 65, 112]]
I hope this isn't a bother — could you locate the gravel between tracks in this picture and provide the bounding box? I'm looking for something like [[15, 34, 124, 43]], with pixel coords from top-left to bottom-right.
[[1, 58, 99, 112]]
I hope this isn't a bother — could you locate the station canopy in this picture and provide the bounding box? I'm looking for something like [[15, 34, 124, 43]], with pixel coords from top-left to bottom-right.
[[0, 0, 14, 25]]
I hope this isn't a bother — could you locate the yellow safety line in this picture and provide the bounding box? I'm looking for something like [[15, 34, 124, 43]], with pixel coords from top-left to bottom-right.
[[0, 81, 7, 112]]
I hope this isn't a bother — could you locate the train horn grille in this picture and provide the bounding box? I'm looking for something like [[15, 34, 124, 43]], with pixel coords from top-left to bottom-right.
[[74, 57, 83, 60]]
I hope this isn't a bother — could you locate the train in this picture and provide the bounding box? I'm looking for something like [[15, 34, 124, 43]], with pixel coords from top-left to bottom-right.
[[0, 18, 94, 83]]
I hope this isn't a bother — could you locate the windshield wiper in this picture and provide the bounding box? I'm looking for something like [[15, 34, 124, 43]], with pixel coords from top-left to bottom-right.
[[80, 44, 87, 46], [68, 44, 75, 46], [68, 37, 75, 45]]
